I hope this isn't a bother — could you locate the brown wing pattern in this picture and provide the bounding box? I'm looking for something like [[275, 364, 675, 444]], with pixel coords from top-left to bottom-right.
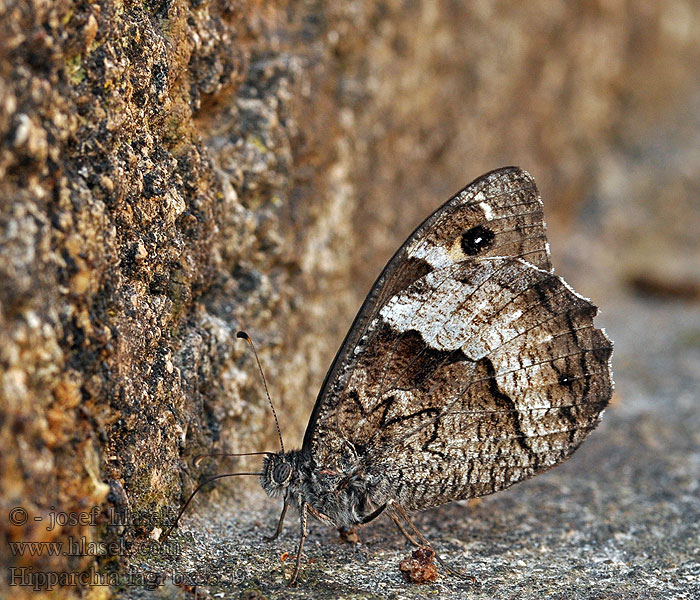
[[304, 167, 549, 447], [361, 259, 611, 509], [304, 167, 613, 509]]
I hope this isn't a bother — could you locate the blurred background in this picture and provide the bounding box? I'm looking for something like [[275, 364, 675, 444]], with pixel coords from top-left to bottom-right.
[[306, 0, 700, 449], [331, 1, 700, 311]]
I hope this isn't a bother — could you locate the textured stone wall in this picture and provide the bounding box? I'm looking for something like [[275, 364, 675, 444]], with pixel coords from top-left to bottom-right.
[[1, 0, 698, 596]]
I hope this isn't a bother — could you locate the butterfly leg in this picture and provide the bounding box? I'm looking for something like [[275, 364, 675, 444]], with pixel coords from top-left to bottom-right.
[[388, 512, 421, 547], [389, 501, 432, 546], [288, 501, 308, 586], [306, 503, 334, 526], [264, 500, 288, 542]]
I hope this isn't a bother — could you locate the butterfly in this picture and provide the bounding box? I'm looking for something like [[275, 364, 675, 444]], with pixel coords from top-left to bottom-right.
[[169, 166, 614, 586]]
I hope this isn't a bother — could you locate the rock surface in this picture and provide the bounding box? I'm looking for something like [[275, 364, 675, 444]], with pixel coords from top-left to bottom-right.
[[1, 1, 699, 598]]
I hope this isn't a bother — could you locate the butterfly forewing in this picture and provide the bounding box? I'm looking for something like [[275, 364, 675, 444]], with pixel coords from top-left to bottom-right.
[[303, 166, 612, 511], [304, 167, 550, 445], [370, 167, 552, 312]]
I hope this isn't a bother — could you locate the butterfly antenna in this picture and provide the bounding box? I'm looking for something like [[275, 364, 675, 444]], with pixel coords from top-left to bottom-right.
[[236, 331, 285, 453], [161, 471, 261, 544], [193, 451, 274, 468]]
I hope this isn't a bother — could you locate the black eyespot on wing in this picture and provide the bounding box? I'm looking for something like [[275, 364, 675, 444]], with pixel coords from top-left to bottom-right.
[[461, 225, 495, 255], [558, 373, 574, 388]]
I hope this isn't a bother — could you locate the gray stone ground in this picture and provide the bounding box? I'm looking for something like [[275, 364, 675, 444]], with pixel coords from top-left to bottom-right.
[[119, 292, 700, 599]]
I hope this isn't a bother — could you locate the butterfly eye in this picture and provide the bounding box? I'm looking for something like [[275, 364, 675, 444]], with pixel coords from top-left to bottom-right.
[[272, 461, 292, 485], [460, 224, 495, 255]]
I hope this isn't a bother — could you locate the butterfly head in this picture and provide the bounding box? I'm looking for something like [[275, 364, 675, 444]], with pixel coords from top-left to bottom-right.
[[261, 452, 294, 497]]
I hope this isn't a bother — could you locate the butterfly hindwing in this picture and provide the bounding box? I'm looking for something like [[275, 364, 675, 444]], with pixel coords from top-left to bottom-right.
[[303, 167, 612, 510], [353, 259, 611, 509]]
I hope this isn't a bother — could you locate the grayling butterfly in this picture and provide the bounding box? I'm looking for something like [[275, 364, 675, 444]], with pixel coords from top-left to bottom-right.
[[165, 166, 613, 585]]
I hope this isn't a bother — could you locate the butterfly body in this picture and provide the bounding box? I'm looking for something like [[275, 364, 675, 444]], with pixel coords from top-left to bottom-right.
[[255, 167, 613, 584], [261, 449, 386, 530]]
